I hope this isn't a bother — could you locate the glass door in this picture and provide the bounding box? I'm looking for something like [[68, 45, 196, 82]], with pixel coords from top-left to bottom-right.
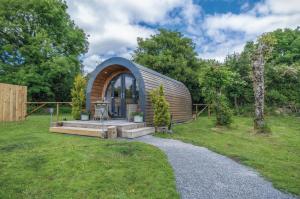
[[105, 73, 138, 118], [112, 75, 123, 117]]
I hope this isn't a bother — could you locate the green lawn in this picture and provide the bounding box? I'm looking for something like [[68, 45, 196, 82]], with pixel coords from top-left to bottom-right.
[[0, 115, 179, 199], [157, 116, 300, 195]]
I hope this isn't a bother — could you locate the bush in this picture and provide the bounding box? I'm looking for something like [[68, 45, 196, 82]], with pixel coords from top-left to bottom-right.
[[214, 96, 233, 126], [150, 85, 171, 128], [71, 74, 86, 120], [201, 66, 234, 126]]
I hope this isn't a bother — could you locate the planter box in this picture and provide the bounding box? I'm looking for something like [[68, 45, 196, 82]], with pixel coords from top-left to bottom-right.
[[156, 126, 168, 133], [81, 114, 89, 121], [133, 115, 143, 123]]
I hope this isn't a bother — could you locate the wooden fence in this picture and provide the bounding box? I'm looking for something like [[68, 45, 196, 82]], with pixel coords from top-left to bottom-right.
[[0, 83, 27, 121], [25, 102, 72, 122], [193, 104, 211, 119]]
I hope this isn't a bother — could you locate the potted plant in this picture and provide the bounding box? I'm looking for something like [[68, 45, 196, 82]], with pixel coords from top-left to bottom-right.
[[80, 111, 90, 121], [131, 111, 144, 123]]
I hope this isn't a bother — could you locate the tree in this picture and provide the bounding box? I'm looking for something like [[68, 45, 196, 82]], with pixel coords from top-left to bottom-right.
[[150, 85, 171, 129], [225, 28, 300, 111], [251, 33, 276, 133], [132, 29, 201, 102], [0, 0, 88, 101], [224, 42, 254, 110], [264, 28, 300, 107], [200, 66, 236, 126], [71, 74, 86, 120]]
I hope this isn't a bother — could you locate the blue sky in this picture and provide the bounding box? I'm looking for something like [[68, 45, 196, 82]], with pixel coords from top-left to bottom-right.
[[66, 0, 300, 72]]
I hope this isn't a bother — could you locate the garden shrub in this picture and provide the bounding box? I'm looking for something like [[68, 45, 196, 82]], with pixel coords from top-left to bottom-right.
[[71, 74, 86, 120], [201, 66, 234, 126], [150, 85, 171, 128], [214, 96, 233, 126]]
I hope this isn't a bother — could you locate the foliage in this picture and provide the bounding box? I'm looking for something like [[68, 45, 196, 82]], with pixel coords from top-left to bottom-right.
[[265, 28, 300, 107], [200, 66, 236, 125], [71, 74, 86, 120], [133, 29, 201, 102], [150, 85, 171, 127], [224, 42, 254, 108], [266, 64, 300, 106], [131, 111, 144, 117], [225, 28, 300, 110], [0, 0, 88, 101], [215, 97, 233, 126], [0, 115, 179, 198], [156, 116, 300, 196], [81, 110, 90, 115]]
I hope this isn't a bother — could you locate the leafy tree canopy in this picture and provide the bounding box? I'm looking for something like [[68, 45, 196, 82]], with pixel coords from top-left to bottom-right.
[[0, 0, 88, 101], [225, 28, 300, 109], [132, 29, 201, 102]]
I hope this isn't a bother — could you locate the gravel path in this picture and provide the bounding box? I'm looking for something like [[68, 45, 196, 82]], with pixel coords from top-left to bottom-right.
[[135, 135, 296, 199]]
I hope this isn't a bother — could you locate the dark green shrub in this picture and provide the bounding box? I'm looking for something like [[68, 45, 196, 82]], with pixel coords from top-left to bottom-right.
[[215, 98, 233, 126], [201, 66, 234, 126]]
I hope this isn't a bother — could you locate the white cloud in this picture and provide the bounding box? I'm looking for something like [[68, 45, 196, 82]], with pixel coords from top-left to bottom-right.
[[82, 54, 103, 73], [199, 0, 300, 62], [66, 0, 201, 72], [255, 0, 300, 15], [66, 0, 300, 69]]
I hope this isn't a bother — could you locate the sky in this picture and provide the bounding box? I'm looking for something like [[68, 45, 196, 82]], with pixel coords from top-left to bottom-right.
[[65, 0, 300, 72]]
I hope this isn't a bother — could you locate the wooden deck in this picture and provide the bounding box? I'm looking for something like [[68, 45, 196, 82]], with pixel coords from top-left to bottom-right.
[[50, 126, 105, 138], [49, 120, 154, 138]]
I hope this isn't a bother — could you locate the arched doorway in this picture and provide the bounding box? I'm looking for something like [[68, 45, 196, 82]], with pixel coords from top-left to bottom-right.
[[105, 73, 139, 118]]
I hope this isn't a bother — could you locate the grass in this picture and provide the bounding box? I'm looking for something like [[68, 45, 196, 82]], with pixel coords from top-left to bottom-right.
[[156, 115, 300, 196], [0, 115, 179, 199]]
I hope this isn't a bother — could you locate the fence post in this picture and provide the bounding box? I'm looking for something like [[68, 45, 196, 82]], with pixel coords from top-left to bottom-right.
[[56, 103, 59, 122], [208, 104, 211, 118], [195, 105, 198, 119]]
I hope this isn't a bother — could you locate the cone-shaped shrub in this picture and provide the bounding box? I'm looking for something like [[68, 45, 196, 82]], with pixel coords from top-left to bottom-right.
[[71, 74, 86, 120], [150, 85, 171, 127]]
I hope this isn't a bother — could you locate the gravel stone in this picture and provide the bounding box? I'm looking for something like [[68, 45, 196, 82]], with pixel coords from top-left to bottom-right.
[[135, 135, 297, 199]]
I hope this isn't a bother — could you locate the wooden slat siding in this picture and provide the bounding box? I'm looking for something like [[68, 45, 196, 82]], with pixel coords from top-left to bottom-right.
[[0, 83, 27, 121], [139, 69, 192, 124]]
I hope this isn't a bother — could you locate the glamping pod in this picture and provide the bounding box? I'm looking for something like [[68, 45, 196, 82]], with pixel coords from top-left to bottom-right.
[[86, 57, 192, 124]]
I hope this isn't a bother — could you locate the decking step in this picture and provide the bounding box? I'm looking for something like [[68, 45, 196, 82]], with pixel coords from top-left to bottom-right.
[[60, 121, 145, 137], [50, 126, 106, 138], [122, 127, 155, 138]]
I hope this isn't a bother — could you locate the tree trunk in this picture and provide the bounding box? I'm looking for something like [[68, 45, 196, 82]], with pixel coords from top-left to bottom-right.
[[252, 44, 265, 133], [234, 95, 239, 114]]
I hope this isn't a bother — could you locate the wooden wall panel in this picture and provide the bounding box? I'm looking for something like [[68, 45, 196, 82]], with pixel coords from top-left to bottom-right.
[[139, 69, 192, 124], [0, 83, 27, 121]]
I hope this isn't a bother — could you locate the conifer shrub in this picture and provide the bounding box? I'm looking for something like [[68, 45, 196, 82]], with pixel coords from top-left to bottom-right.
[[71, 74, 86, 120], [150, 85, 171, 128]]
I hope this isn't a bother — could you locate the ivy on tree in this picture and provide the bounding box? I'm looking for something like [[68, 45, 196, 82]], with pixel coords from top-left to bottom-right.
[[251, 33, 276, 133]]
